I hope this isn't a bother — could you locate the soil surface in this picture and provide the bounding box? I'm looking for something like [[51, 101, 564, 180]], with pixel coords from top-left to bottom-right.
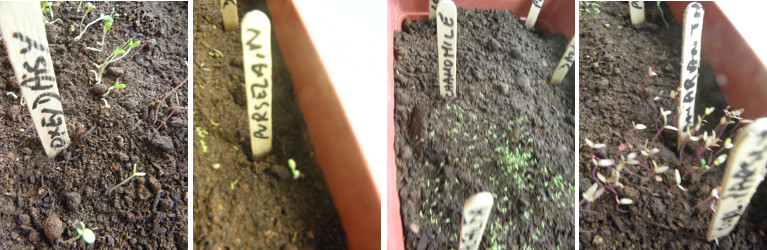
[[579, 1, 766, 249], [192, 0, 346, 249], [0, 1, 188, 248], [394, 9, 575, 249]]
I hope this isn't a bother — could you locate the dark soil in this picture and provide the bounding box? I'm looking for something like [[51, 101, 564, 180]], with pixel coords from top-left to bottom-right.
[[579, 1, 766, 248], [394, 9, 575, 249], [0, 1, 188, 248], [192, 0, 346, 249]]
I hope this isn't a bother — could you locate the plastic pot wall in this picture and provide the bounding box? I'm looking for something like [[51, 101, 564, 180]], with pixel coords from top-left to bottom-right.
[[666, 2, 767, 120], [387, 0, 574, 249], [265, 0, 380, 249]]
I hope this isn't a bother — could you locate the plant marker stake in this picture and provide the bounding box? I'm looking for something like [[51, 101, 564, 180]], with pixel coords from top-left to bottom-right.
[[677, 2, 704, 149], [429, 0, 439, 21], [706, 118, 767, 241], [629, 1, 645, 25], [458, 192, 493, 250], [525, 0, 544, 30], [220, 0, 238, 31], [0, 2, 70, 158], [241, 10, 272, 159], [550, 36, 575, 85], [437, 0, 457, 98]]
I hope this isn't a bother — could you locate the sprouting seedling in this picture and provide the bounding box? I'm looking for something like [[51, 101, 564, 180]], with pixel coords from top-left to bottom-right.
[[77, 2, 96, 30], [579, 183, 605, 216], [40, 1, 61, 25], [230, 180, 238, 190], [102, 80, 126, 96], [91, 38, 141, 84], [666, 169, 687, 194], [690, 186, 722, 214], [287, 159, 300, 180], [61, 221, 95, 244], [75, 8, 116, 41], [109, 163, 146, 193], [88, 13, 115, 51], [657, 1, 669, 29]]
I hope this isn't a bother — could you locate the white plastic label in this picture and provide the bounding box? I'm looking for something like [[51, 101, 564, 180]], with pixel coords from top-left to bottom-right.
[[550, 37, 575, 85], [221, 0, 239, 31], [707, 118, 767, 240], [677, 2, 704, 147], [437, 0, 457, 98], [0, 2, 70, 158], [429, 0, 439, 21], [241, 10, 272, 159], [629, 1, 645, 25], [458, 192, 494, 250], [525, 0, 544, 30]]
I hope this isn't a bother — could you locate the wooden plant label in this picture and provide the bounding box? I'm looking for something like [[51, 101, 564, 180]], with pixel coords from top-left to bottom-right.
[[0, 2, 70, 158], [220, 0, 239, 31], [241, 10, 272, 159], [437, 0, 457, 98], [629, 1, 645, 25], [429, 0, 439, 21], [706, 118, 767, 241], [525, 0, 544, 30], [550, 36, 575, 85], [677, 2, 704, 148], [458, 192, 494, 250]]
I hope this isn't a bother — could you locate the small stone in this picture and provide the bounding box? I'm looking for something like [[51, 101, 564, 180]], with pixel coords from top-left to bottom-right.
[[212, 163, 221, 170], [151, 135, 174, 152], [17, 213, 31, 226], [593, 234, 604, 246], [655, 175, 663, 182], [43, 214, 63, 241], [28, 231, 40, 242], [158, 199, 173, 211], [148, 176, 161, 193], [410, 223, 420, 234], [154, 226, 168, 235], [137, 184, 151, 200], [107, 67, 124, 77], [66, 192, 81, 210], [118, 152, 130, 162], [21, 148, 32, 155], [89, 83, 108, 96]]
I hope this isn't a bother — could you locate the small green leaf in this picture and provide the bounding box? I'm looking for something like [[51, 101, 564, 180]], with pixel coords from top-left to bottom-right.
[[113, 83, 126, 89], [87, 2, 95, 10], [131, 40, 141, 48]]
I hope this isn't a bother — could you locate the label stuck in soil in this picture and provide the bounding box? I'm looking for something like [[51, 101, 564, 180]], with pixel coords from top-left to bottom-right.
[[706, 118, 767, 241], [0, 2, 70, 158], [429, 0, 439, 20], [241, 10, 272, 159], [220, 0, 239, 31], [525, 0, 544, 30], [550, 37, 575, 85], [437, 0, 457, 98], [459, 192, 494, 250], [629, 1, 645, 25], [677, 2, 704, 148]]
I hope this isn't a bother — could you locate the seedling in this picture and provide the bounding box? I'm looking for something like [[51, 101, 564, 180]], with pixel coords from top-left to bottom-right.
[[75, 8, 115, 41], [40, 1, 61, 25], [665, 169, 687, 194], [77, 2, 96, 27], [690, 186, 721, 214], [61, 221, 95, 244], [87, 11, 115, 52], [230, 180, 238, 190], [287, 159, 300, 180], [102, 81, 126, 96], [109, 163, 146, 193], [580, 183, 605, 215], [91, 38, 141, 84]]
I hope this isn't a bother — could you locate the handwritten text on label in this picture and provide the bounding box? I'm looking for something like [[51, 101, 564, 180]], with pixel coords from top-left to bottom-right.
[[550, 37, 575, 85], [629, 1, 645, 25], [437, 0, 457, 98], [241, 10, 272, 159], [459, 192, 493, 250], [0, 2, 70, 158], [677, 2, 704, 148], [525, 0, 544, 30]]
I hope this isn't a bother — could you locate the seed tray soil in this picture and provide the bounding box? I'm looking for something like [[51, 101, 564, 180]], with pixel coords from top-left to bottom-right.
[[192, 0, 346, 248], [394, 9, 575, 249], [579, 1, 766, 248], [0, 1, 188, 248]]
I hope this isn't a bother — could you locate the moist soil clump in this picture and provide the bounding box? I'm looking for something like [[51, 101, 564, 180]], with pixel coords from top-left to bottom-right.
[[0, 1, 188, 248], [394, 9, 575, 249], [192, 0, 346, 248], [579, 1, 766, 248]]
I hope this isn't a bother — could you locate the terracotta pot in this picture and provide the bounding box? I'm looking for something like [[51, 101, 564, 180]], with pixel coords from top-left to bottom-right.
[[265, 0, 381, 248], [666, 2, 767, 120], [386, 0, 574, 248]]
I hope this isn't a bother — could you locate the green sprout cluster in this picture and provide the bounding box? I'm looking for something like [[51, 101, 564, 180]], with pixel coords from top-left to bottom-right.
[[91, 38, 141, 84], [61, 221, 96, 244]]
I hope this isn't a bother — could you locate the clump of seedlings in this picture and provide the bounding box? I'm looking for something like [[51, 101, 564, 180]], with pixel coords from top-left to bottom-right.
[[75, 7, 116, 42], [40, 1, 62, 25], [108, 163, 146, 193], [581, 83, 748, 216], [91, 38, 141, 84], [61, 221, 95, 244]]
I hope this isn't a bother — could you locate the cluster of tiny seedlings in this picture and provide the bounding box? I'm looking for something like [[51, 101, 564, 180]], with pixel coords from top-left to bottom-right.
[[581, 82, 749, 216], [91, 38, 141, 84], [40, 1, 62, 25]]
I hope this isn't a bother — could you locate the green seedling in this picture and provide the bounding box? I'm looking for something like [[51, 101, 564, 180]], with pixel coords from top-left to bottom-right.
[[75, 7, 115, 41], [40, 1, 61, 24], [287, 159, 300, 180], [230, 180, 238, 190], [61, 221, 95, 244], [91, 38, 141, 84], [109, 163, 146, 193], [102, 81, 126, 96], [88, 12, 115, 51], [199, 140, 207, 153], [210, 119, 219, 126]]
